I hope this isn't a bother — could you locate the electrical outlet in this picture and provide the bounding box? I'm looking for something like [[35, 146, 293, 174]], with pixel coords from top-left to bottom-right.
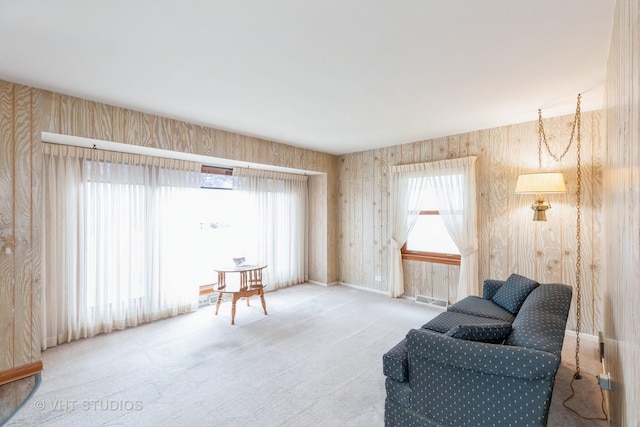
[[597, 373, 612, 391]]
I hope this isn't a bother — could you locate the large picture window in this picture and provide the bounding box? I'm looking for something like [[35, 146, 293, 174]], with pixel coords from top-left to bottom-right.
[[42, 144, 202, 349], [193, 166, 309, 291]]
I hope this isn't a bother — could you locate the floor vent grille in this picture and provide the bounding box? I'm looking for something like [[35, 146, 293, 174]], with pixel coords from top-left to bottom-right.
[[415, 295, 448, 309]]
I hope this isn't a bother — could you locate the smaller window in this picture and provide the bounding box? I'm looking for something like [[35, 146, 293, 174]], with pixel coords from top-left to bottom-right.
[[402, 210, 461, 265], [401, 180, 461, 266], [201, 166, 233, 190]]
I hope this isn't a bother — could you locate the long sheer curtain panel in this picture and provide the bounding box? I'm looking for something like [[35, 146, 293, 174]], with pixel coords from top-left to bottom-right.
[[389, 156, 478, 300], [42, 144, 202, 349], [233, 168, 308, 290], [426, 156, 478, 301], [389, 164, 432, 297]]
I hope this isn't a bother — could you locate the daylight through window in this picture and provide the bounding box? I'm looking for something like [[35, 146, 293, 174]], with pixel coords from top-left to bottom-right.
[[401, 179, 461, 265]]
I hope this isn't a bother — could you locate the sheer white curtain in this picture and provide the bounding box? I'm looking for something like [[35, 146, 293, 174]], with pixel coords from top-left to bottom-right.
[[389, 164, 432, 297], [424, 156, 478, 301], [233, 168, 308, 290], [42, 144, 202, 349], [389, 156, 478, 300]]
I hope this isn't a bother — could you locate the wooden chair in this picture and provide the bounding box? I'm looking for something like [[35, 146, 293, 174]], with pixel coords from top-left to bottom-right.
[[214, 265, 268, 325]]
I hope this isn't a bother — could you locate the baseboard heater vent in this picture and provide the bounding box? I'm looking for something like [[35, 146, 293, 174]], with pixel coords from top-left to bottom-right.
[[415, 295, 448, 309]]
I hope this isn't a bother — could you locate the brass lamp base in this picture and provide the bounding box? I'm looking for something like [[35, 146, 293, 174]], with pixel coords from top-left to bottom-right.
[[531, 195, 550, 221]]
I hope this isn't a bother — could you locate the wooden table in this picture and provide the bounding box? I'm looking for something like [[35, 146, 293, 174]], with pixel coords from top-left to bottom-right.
[[213, 264, 268, 325]]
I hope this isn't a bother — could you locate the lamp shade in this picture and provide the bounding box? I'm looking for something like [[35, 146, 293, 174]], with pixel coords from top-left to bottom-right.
[[515, 172, 566, 194]]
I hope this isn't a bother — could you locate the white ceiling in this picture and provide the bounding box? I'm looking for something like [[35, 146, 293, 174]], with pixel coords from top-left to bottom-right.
[[0, 1, 615, 156]]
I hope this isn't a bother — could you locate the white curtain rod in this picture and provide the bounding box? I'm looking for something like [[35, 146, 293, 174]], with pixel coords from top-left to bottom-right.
[[41, 132, 319, 176]]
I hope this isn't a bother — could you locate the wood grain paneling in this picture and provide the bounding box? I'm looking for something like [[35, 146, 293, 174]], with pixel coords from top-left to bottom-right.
[[124, 109, 153, 148], [308, 174, 328, 284], [487, 126, 512, 281], [603, 0, 640, 424], [351, 151, 363, 288], [337, 110, 605, 321], [13, 85, 32, 368], [30, 89, 42, 366], [0, 83, 41, 374], [0, 81, 15, 372], [92, 101, 113, 142]]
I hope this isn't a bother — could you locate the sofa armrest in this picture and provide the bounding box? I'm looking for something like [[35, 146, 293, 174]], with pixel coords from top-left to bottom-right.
[[406, 328, 559, 380], [404, 328, 560, 426], [482, 279, 505, 300], [383, 339, 409, 382]]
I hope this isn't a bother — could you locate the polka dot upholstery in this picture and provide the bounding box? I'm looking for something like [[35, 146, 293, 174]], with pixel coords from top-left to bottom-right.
[[505, 283, 572, 358], [385, 377, 411, 408], [447, 296, 515, 323], [481, 279, 506, 300], [422, 311, 512, 333], [383, 338, 410, 382], [383, 282, 572, 427], [385, 399, 442, 426], [491, 273, 540, 314], [444, 323, 512, 344]]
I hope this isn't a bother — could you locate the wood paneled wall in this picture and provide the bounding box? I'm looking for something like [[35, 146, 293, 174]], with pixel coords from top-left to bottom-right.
[[337, 110, 605, 336], [0, 83, 42, 374], [603, 0, 640, 424], [0, 80, 339, 378]]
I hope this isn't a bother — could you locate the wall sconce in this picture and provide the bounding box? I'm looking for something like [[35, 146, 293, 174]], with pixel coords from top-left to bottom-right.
[[515, 172, 566, 221]]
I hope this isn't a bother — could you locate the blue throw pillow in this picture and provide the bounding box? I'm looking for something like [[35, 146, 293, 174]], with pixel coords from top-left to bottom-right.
[[444, 323, 512, 344], [491, 273, 539, 314]]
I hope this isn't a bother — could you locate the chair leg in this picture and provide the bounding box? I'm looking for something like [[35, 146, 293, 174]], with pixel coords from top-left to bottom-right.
[[231, 295, 239, 325], [260, 289, 268, 315], [215, 292, 223, 315]]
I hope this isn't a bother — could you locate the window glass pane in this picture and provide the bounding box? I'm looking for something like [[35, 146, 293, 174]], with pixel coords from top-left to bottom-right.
[[406, 215, 459, 255], [417, 181, 439, 211], [192, 188, 246, 286], [201, 173, 233, 189]]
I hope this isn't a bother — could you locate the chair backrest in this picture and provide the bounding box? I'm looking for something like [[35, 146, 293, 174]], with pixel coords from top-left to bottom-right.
[[243, 266, 266, 290]]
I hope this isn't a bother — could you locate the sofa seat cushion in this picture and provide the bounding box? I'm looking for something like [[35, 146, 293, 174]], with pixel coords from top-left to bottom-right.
[[491, 273, 540, 314], [447, 296, 515, 323], [444, 322, 512, 344], [422, 311, 512, 333]]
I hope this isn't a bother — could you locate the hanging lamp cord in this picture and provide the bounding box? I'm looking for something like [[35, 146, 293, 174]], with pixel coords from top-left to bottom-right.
[[538, 95, 608, 421], [538, 94, 583, 377], [574, 94, 583, 380]]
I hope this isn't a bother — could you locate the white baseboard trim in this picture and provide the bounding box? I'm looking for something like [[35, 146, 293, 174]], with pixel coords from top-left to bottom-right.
[[337, 282, 390, 296], [564, 329, 598, 342], [306, 280, 340, 287]]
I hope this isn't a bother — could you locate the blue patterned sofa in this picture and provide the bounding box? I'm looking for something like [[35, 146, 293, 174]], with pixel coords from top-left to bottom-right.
[[383, 274, 573, 427]]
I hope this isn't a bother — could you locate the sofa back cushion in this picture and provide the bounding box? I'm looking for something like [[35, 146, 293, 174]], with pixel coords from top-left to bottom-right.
[[505, 283, 573, 357], [444, 322, 512, 344], [491, 273, 539, 314], [482, 279, 505, 300]]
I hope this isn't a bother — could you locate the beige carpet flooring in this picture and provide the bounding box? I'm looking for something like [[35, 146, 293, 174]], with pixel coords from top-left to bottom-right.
[[3, 283, 608, 426]]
